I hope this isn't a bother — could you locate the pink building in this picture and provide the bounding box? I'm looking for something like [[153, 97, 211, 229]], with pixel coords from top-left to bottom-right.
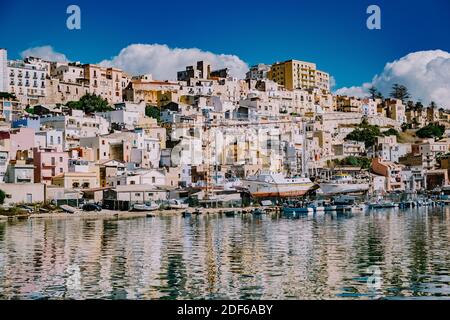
[[33, 147, 68, 185], [9, 127, 36, 160]]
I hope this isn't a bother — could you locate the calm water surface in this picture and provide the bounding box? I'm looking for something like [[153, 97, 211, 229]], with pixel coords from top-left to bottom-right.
[[1, 207, 450, 299]]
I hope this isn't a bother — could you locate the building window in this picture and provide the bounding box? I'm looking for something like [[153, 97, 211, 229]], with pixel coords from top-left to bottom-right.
[[135, 193, 140, 197]]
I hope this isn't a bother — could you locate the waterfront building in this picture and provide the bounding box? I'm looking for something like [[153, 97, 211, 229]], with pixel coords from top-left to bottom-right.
[[0, 183, 45, 205], [52, 171, 99, 189], [371, 158, 405, 192]]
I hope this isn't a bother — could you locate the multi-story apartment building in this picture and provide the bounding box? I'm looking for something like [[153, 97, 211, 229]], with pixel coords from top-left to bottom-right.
[[83, 64, 128, 104], [33, 146, 69, 185], [385, 99, 406, 124], [268, 59, 330, 92], [7, 56, 48, 105]]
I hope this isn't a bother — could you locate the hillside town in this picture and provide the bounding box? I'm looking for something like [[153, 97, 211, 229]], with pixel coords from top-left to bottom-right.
[[1, 47, 450, 212]]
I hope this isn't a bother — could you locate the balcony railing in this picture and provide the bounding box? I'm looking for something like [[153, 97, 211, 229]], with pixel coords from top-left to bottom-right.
[[42, 163, 56, 168]]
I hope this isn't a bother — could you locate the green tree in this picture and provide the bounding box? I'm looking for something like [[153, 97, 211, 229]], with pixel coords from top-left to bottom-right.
[[145, 105, 161, 122], [0, 92, 17, 100], [416, 123, 445, 139], [390, 84, 410, 103], [66, 93, 112, 113], [0, 189, 5, 205], [331, 156, 372, 169], [383, 128, 400, 137], [345, 119, 384, 148]]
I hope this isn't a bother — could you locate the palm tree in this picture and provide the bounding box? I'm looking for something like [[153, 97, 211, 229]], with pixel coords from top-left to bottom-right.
[[406, 100, 414, 111], [415, 101, 424, 112], [429, 101, 437, 110]]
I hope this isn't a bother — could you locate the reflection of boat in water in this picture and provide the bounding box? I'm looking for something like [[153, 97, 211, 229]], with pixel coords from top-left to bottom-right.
[[243, 172, 315, 198], [319, 174, 369, 195], [368, 201, 398, 209], [168, 199, 189, 209], [252, 208, 266, 215], [132, 202, 159, 212], [224, 210, 236, 217], [182, 211, 191, 218]]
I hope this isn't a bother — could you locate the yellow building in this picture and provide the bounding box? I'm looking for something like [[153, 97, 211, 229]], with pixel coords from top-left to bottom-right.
[[269, 59, 330, 92], [52, 172, 99, 189]]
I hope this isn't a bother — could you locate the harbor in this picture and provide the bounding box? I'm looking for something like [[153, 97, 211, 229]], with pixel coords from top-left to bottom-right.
[[1, 205, 449, 299]]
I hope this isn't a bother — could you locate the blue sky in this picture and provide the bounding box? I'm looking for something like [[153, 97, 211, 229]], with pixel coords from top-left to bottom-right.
[[1, 0, 450, 89]]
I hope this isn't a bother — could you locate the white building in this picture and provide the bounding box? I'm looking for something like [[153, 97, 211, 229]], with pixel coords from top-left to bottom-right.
[[7, 56, 48, 105], [0, 49, 7, 92]]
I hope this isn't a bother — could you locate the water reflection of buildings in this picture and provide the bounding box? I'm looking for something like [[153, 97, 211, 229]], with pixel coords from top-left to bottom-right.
[[0, 209, 450, 299]]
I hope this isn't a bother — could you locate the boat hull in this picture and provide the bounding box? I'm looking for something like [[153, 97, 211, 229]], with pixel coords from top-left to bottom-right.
[[319, 183, 369, 195]]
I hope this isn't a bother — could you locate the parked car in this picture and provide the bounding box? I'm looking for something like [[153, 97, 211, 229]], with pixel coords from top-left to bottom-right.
[[82, 203, 102, 212]]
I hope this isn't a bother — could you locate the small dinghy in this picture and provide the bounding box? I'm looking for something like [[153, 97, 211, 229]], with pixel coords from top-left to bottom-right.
[[60, 205, 76, 214]]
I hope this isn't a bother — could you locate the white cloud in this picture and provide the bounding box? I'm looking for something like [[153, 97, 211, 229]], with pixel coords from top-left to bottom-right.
[[335, 50, 450, 108], [98, 43, 249, 80], [20, 45, 68, 63]]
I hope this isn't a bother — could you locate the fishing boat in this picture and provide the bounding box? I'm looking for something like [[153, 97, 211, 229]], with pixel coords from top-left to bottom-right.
[[283, 206, 313, 215], [242, 172, 316, 199], [131, 202, 159, 212], [168, 199, 189, 209], [319, 174, 369, 195]]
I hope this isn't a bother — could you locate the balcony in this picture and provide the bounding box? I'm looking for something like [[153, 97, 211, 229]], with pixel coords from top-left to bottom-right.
[[42, 162, 56, 168]]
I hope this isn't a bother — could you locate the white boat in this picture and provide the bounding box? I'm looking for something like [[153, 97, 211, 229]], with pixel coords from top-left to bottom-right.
[[319, 174, 369, 195], [242, 172, 315, 198], [168, 199, 189, 209], [60, 205, 76, 214], [132, 202, 159, 212]]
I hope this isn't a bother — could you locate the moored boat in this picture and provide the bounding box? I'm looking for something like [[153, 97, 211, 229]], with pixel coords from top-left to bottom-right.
[[168, 199, 189, 209], [319, 174, 369, 195], [242, 172, 316, 199], [132, 202, 159, 212]]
